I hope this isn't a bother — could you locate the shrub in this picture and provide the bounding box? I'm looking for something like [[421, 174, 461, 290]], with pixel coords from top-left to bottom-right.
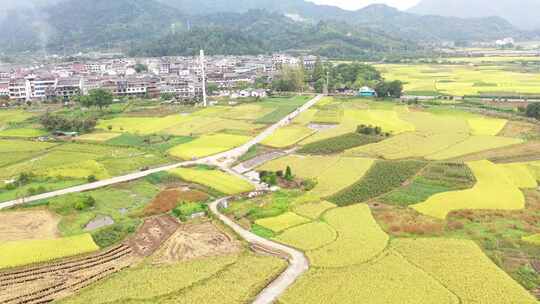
[[91, 223, 136, 248], [87, 175, 97, 183], [74, 195, 96, 211], [285, 166, 293, 181], [173, 202, 208, 221]]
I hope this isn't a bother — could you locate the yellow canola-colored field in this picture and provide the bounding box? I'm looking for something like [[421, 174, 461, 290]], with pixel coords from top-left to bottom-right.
[[393, 238, 538, 304], [255, 212, 311, 233], [426, 136, 523, 160], [0, 234, 99, 270], [498, 163, 538, 188], [307, 204, 389, 267], [292, 201, 336, 219], [168, 133, 250, 160], [169, 168, 254, 195], [261, 125, 315, 148], [219, 104, 275, 121], [412, 160, 526, 219], [274, 221, 337, 251], [280, 251, 459, 304]]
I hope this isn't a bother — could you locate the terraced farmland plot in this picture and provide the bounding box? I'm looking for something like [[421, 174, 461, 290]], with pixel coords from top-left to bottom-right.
[[307, 204, 389, 267], [97, 115, 190, 134], [165, 116, 261, 136], [255, 212, 310, 232], [76, 132, 121, 142], [412, 160, 526, 219], [0, 110, 36, 127], [273, 221, 337, 251], [427, 136, 523, 160], [0, 234, 99, 269], [393, 238, 537, 304], [168, 133, 250, 159], [498, 162, 538, 188], [59, 255, 239, 303], [377, 63, 540, 96], [0, 128, 47, 138], [169, 167, 254, 195], [258, 155, 374, 197], [280, 251, 459, 304], [292, 200, 336, 219], [261, 125, 315, 148]]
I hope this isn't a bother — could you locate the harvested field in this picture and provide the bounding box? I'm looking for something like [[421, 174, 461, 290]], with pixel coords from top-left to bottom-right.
[[0, 210, 59, 242], [498, 120, 540, 138], [143, 188, 209, 216], [153, 222, 241, 263], [125, 215, 180, 257], [0, 244, 135, 304]]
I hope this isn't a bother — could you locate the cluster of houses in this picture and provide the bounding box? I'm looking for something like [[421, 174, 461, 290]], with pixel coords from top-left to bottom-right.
[[0, 54, 320, 105]]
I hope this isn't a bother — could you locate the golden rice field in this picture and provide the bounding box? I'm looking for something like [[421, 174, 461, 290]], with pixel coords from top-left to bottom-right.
[[307, 204, 389, 268], [345, 108, 519, 160], [98, 115, 189, 134], [273, 221, 337, 251], [255, 212, 311, 233], [76, 132, 121, 142], [426, 136, 523, 160], [258, 155, 374, 197], [292, 200, 336, 219], [498, 162, 538, 188], [168, 133, 250, 159], [0, 234, 99, 269], [280, 251, 459, 304], [376, 63, 540, 96], [393, 238, 538, 304], [261, 125, 315, 148], [412, 160, 526, 219], [169, 167, 254, 195], [61, 253, 286, 304], [522, 234, 540, 245]]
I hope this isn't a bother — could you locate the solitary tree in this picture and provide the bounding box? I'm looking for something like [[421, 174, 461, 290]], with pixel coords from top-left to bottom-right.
[[285, 166, 293, 181], [85, 89, 114, 110]]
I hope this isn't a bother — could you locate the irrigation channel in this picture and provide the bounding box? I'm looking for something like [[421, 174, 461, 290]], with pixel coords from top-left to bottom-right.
[[0, 94, 323, 304]]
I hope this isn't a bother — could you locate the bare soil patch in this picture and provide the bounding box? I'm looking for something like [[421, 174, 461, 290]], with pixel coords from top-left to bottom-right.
[[153, 221, 241, 263], [143, 188, 209, 216], [125, 215, 180, 257], [0, 210, 60, 242]]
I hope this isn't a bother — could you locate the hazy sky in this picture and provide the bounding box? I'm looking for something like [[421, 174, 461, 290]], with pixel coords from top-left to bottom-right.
[[307, 0, 422, 10]]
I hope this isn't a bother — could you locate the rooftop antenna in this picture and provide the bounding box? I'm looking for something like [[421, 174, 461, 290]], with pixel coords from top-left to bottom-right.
[[200, 49, 207, 107]]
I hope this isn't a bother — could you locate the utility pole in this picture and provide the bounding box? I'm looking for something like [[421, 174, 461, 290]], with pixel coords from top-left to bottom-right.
[[200, 49, 207, 107], [324, 71, 329, 95]]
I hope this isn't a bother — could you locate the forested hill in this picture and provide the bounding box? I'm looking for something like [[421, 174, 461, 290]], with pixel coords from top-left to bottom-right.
[[0, 0, 528, 58], [409, 0, 540, 31]]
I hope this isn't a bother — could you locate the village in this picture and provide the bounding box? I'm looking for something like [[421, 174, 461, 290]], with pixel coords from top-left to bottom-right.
[[0, 54, 324, 105]]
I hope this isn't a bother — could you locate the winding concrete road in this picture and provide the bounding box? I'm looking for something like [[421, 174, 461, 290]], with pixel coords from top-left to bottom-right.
[[0, 94, 322, 211], [209, 198, 309, 304]]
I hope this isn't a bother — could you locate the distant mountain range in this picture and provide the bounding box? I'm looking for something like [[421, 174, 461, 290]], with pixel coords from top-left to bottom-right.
[[409, 0, 540, 31], [0, 0, 531, 57]]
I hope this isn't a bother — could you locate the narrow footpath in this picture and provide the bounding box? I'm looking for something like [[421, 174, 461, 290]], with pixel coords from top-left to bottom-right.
[[209, 199, 309, 304]]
